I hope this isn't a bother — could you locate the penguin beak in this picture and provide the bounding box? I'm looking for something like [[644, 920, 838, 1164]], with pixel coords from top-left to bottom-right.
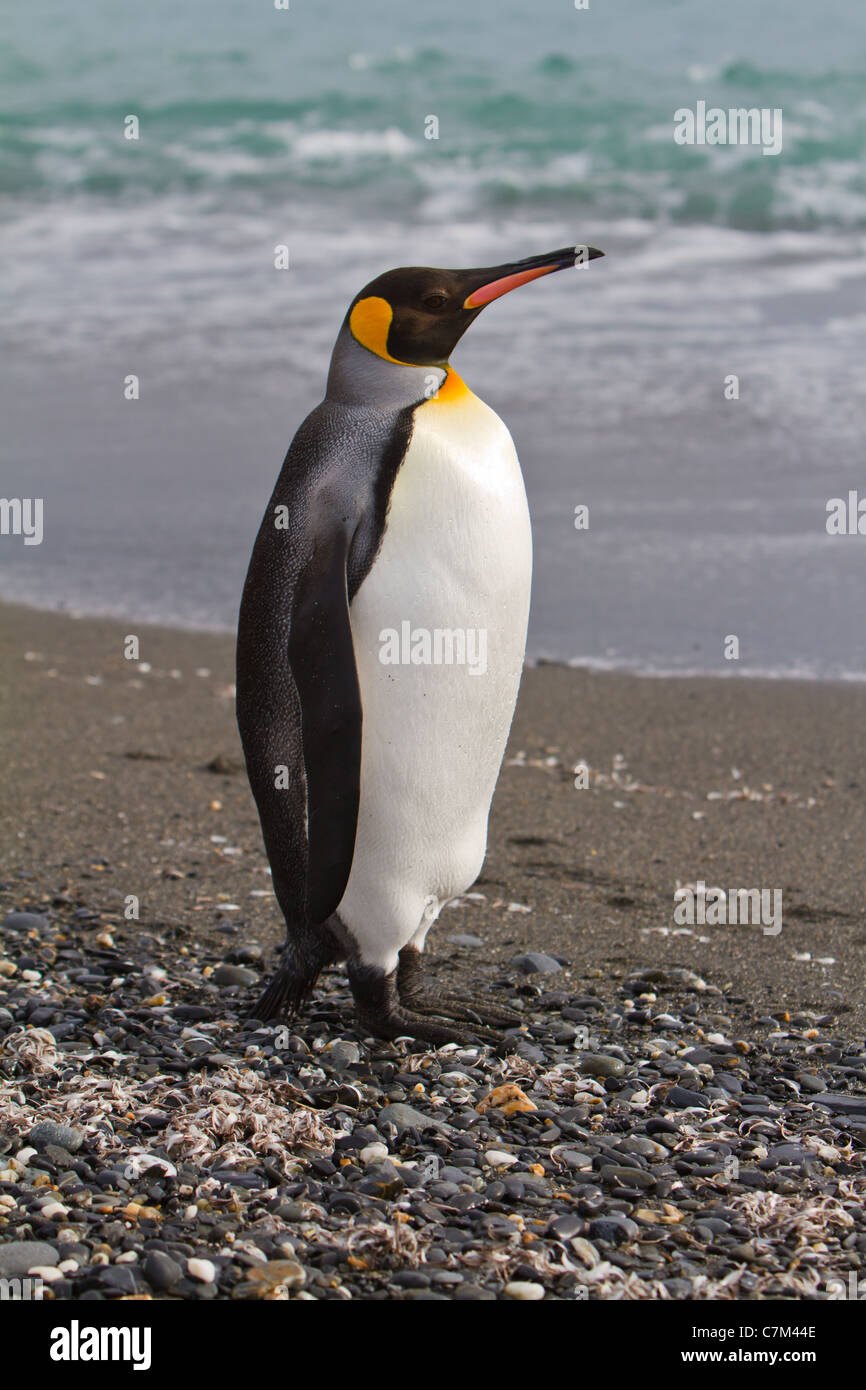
[[462, 245, 604, 309]]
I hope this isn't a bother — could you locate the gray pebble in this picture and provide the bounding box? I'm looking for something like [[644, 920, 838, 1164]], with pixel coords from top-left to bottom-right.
[[811, 1093, 866, 1116], [0, 1241, 60, 1276], [143, 1251, 183, 1290], [587, 1217, 638, 1245], [795, 1073, 826, 1093], [511, 953, 563, 975], [27, 1121, 85, 1153], [666, 1085, 710, 1109], [577, 1052, 626, 1079], [2, 912, 50, 932], [378, 1103, 450, 1132], [212, 964, 258, 987]]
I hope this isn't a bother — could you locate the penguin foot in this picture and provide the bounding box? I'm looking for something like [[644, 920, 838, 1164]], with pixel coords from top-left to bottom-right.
[[396, 946, 524, 1028], [349, 960, 502, 1047], [248, 923, 347, 1022], [249, 965, 297, 1022]]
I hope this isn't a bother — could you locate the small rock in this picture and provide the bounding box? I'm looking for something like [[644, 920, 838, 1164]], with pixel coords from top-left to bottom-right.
[[810, 1093, 866, 1116], [143, 1251, 183, 1291], [548, 1214, 583, 1241], [2, 912, 50, 932], [212, 964, 258, 987], [0, 1241, 59, 1277], [247, 1259, 305, 1290], [795, 1073, 826, 1093], [484, 1150, 519, 1168], [28, 1265, 64, 1283], [27, 1122, 85, 1154], [187, 1258, 217, 1284], [477, 1083, 537, 1116], [359, 1143, 389, 1165], [39, 1201, 69, 1220], [666, 1085, 710, 1110], [601, 1165, 655, 1189], [504, 1281, 545, 1300], [512, 953, 563, 975], [378, 1103, 449, 1133], [588, 1216, 638, 1245], [98, 1265, 140, 1295], [576, 1052, 626, 1079]]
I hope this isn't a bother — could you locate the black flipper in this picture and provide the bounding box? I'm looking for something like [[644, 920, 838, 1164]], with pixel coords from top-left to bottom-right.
[[289, 498, 362, 923], [237, 397, 416, 1018]]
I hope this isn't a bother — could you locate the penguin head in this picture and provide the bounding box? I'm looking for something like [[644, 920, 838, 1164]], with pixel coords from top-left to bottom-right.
[[346, 245, 604, 368]]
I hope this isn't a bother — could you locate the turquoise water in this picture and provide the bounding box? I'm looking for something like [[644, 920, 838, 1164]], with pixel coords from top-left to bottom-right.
[[2, 0, 866, 676], [4, 0, 866, 228]]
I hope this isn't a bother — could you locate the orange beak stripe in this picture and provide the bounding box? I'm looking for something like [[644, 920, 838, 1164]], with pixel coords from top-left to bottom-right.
[[463, 264, 559, 309]]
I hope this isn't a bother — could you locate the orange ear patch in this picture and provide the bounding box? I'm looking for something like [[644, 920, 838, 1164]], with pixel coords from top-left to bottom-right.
[[348, 296, 403, 362]]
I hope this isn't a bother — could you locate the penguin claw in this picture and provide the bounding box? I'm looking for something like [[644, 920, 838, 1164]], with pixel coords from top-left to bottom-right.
[[401, 991, 523, 1029], [360, 1007, 497, 1048], [395, 945, 523, 1028], [349, 959, 507, 1047], [249, 970, 294, 1023]]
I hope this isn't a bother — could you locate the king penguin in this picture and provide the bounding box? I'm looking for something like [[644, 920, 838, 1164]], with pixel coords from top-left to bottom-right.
[[236, 244, 604, 1044]]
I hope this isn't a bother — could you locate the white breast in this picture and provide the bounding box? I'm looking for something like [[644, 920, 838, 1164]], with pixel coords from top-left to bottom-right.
[[336, 374, 533, 972]]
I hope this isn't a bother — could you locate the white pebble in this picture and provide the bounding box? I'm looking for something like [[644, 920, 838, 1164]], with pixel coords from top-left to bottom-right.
[[187, 1258, 217, 1284], [504, 1281, 545, 1300], [28, 1266, 64, 1283], [360, 1143, 389, 1166], [484, 1150, 518, 1168], [40, 1201, 68, 1220]]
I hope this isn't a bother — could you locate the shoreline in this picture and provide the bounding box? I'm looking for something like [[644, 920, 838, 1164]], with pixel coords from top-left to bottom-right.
[[1, 594, 862, 687]]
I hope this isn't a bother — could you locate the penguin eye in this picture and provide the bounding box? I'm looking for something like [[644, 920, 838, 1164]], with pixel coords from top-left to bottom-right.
[[421, 292, 448, 311]]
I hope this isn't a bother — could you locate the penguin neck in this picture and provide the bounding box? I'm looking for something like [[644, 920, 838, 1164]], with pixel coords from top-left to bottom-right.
[[325, 324, 448, 409]]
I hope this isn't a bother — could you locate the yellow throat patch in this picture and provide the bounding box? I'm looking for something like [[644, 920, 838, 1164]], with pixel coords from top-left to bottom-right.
[[348, 296, 472, 405]]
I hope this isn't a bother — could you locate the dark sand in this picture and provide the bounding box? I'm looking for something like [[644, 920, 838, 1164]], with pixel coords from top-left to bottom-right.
[[2, 600, 864, 1033]]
